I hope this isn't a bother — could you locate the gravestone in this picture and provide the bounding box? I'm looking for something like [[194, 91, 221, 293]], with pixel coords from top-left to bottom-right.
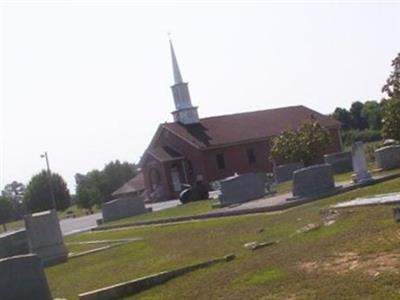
[[0, 229, 29, 259], [218, 173, 265, 205], [102, 195, 147, 223], [351, 141, 372, 184], [274, 162, 304, 183], [375, 145, 400, 170], [324, 151, 353, 174], [24, 210, 68, 266], [0, 254, 53, 300], [292, 164, 335, 198]]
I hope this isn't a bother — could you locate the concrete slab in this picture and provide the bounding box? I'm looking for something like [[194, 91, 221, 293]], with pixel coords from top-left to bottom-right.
[[333, 193, 400, 208]]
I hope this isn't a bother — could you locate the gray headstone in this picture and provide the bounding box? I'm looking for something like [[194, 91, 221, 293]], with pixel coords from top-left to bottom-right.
[[274, 162, 304, 183], [292, 164, 335, 198], [324, 151, 353, 174], [375, 145, 400, 170], [0, 229, 29, 259], [24, 210, 68, 266], [219, 173, 265, 205], [102, 196, 147, 223], [0, 254, 53, 300], [351, 142, 372, 184]]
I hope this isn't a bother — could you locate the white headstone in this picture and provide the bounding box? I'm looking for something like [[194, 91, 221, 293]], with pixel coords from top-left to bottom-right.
[[351, 141, 372, 184]]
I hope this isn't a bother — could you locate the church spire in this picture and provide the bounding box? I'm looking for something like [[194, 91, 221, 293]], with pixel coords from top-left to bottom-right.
[[169, 39, 183, 84], [168, 37, 200, 125]]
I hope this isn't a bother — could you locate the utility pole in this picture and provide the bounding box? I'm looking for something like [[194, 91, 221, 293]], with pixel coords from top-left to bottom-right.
[[41, 152, 57, 210]]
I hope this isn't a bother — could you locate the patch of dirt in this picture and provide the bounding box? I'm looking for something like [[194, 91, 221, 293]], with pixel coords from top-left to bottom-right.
[[299, 251, 400, 276]]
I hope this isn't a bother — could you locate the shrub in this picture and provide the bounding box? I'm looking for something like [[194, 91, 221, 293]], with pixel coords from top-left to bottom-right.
[[342, 129, 382, 147]]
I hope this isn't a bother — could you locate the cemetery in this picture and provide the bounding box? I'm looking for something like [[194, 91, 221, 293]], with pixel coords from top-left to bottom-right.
[[2, 9, 400, 299], [42, 175, 400, 299], [2, 140, 400, 300]]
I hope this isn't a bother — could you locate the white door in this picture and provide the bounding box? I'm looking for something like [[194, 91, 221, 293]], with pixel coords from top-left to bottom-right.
[[171, 168, 181, 192]]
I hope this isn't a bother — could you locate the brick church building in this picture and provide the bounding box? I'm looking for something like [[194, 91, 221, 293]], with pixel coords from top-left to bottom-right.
[[139, 41, 342, 202]]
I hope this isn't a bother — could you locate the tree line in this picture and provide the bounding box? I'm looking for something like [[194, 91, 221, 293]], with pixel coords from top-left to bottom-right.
[[271, 52, 400, 165], [0, 160, 137, 231], [332, 53, 400, 146]]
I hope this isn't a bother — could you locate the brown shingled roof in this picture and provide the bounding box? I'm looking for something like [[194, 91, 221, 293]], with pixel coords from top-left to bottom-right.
[[162, 105, 340, 149], [112, 173, 145, 197]]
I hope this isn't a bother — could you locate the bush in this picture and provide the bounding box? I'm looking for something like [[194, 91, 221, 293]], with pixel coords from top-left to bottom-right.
[[270, 121, 331, 166], [342, 129, 382, 147]]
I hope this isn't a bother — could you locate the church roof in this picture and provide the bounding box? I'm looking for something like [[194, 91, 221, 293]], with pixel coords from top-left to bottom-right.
[[162, 105, 340, 149], [148, 146, 183, 162], [112, 173, 145, 197]]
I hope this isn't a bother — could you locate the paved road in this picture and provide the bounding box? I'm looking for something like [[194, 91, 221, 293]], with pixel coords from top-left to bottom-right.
[[61, 199, 181, 236]]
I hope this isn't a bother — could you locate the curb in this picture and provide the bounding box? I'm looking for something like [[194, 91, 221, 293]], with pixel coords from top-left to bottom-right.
[[78, 254, 235, 300]]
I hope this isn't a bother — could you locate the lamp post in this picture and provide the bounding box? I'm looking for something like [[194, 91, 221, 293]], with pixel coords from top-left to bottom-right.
[[40, 152, 57, 210]]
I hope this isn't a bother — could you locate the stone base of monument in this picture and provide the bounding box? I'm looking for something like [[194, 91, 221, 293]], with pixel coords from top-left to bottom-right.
[[351, 172, 373, 185], [0, 254, 53, 300], [102, 196, 147, 223], [290, 164, 336, 199], [24, 210, 68, 266], [218, 173, 266, 206], [375, 145, 400, 170]]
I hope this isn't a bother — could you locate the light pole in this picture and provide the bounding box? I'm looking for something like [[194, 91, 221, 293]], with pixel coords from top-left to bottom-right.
[[40, 152, 57, 210]]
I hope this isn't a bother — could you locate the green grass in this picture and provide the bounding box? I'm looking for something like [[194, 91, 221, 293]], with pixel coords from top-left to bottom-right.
[[105, 199, 217, 226], [58, 204, 100, 219], [233, 266, 286, 286], [0, 219, 24, 234], [46, 177, 400, 299]]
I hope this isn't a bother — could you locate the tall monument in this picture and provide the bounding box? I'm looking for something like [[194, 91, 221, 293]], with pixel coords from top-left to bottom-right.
[[169, 39, 200, 125]]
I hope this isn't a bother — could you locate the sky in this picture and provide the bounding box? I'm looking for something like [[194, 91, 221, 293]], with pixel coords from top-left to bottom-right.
[[1, 0, 400, 193]]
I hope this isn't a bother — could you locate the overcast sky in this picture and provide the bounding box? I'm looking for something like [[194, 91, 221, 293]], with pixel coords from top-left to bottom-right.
[[1, 1, 400, 192]]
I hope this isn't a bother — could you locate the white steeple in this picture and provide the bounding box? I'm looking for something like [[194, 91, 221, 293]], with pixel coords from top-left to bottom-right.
[[169, 38, 199, 125], [170, 39, 183, 84]]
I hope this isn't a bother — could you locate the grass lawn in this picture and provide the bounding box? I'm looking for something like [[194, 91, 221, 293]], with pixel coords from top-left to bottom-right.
[[0, 219, 24, 234], [106, 199, 217, 226], [47, 177, 400, 299], [58, 204, 100, 219]]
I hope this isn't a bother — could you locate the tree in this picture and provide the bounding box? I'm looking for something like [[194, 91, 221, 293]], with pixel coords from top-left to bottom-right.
[[271, 121, 331, 166], [24, 171, 71, 213], [382, 53, 400, 141], [361, 100, 382, 130], [297, 121, 331, 165], [0, 197, 14, 232], [350, 101, 368, 130], [382, 98, 400, 140], [270, 128, 303, 163], [102, 160, 138, 199], [74, 160, 138, 209], [332, 107, 352, 130], [2, 181, 26, 218], [75, 186, 102, 212], [382, 52, 400, 99]]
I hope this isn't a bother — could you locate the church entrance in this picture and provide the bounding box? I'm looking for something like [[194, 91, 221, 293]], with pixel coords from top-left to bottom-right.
[[170, 165, 182, 192]]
